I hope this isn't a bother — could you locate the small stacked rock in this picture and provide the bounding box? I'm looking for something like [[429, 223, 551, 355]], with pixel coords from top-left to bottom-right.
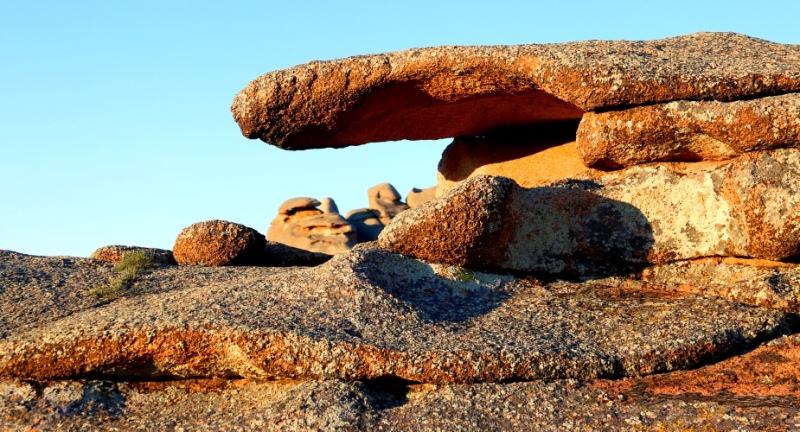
[[343, 182, 411, 242], [173, 220, 265, 266], [267, 197, 357, 255]]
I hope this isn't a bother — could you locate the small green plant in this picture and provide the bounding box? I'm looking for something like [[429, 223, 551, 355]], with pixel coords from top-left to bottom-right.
[[89, 251, 154, 299], [440, 265, 477, 283]]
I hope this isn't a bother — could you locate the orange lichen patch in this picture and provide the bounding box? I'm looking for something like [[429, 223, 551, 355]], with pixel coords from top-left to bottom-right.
[[593, 335, 800, 398]]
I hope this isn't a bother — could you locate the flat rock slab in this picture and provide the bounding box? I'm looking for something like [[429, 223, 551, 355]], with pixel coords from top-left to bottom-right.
[[599, 258, 800, 312], [0, 246, 788, 384], [6, 336, 800, 430], [232, 32, 800, 149], [380, 149, 800, 275], [578, 92, 800, 169]]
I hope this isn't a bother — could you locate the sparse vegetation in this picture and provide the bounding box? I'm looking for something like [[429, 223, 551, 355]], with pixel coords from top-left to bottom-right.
[[440, 265, 477, 283], [88, 251, 154, 299]]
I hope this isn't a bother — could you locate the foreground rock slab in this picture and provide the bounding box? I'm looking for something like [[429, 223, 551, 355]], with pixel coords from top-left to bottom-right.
[[232, 32, 800, 149], [0, 247, 788, 383], [6, 336, 800, 430], [578, 92, 800, 169], [381, 149, 800, 275]]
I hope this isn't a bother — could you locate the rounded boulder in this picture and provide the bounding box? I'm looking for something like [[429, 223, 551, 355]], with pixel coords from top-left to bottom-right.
[[173, 220, 266, 266]]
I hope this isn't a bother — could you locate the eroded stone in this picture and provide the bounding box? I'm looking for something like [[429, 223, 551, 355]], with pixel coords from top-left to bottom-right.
[[90, 245, 176, 265], [232, 33, 800, 149], [173, 220, 266, 266], [577, 92, 800, 169], [0, 246, 786, 384], [380, 149, 800, 275], [267, 198, 357, 255]]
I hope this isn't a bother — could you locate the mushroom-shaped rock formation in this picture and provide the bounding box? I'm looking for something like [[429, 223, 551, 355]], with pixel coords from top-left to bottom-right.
[[267, 197, 357, 255], [232, 33, 800, 151], [345, 208, 384, 243], [367, 183, 409, 225]]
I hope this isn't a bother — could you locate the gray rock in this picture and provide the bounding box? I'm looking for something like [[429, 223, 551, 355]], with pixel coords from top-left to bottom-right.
[[268, 198, 357, 255], [345, 208, 384, 242], [379, 149, 800, 275], [0, 246, 787, 383], [90, 245, 176, 265], [368, 183, 409, 225], [232, 32, 800, 149]]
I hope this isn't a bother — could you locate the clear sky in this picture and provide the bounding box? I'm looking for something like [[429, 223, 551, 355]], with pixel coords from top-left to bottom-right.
[[2, 1, 799, 257]]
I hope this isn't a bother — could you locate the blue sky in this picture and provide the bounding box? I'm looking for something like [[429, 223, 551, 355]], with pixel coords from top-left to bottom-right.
[[2, 1, 799, 257]]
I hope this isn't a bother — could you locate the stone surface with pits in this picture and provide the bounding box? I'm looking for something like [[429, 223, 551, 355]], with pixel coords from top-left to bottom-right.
[[0, 246, 787, 384], [232, 32, 800, 149], [381, 149, 800, 275], [577, 92, 800, 169]]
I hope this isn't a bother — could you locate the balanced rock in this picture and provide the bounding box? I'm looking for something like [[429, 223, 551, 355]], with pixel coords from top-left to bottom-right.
[[406, 186, 436, 208], [367, 183, 409, 225], [319, 197, 339, 214], [577, 92, 800, 169], [232, 33, 800, 149], [91, 245, 176, 265], [173, 220, 266, 266], [268, 197, 356, 254], [436, 123, 588, 196], [345, 208, 384, 242], [379, 148, 800, 275]]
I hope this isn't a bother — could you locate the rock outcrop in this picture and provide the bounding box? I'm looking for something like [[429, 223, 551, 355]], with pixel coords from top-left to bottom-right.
[[173, 220, 266, 266], [0, 247, 787, 384], [367, 183, 409, 225], [436, 124, 588, 196], [406, 186, 436, 208], [345, 208, 384, 242], [577, 92, 800, 169], [232, 32, 800, 150], [90, 245, 176, 265], [267, 197, 357, 255], [380, 148, 800, 275], [8, 32, 800, 428]]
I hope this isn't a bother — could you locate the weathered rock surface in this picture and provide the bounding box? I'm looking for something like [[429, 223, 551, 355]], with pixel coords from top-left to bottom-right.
[[578, 92, 800, 169], [406, 186, 436, 208], [268, 197, 357, 254], [262, 241, 332, 267], [627, 257, 800, 312], [232, 32, 800, 149], [173, 220, 266, 266], [368, 183, 409, 225], [5, 336, 800, 430], [90, 245, 176, 265], [436, 125, 588, 196], [381, 149, 800, 275], [345, 209, 384, 242], [0, 246, 786, 384], [319, 197, 340, 214]]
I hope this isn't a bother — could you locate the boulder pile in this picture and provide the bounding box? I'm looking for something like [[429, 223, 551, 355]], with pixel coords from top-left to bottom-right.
[[3, 32, 800, 429]]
